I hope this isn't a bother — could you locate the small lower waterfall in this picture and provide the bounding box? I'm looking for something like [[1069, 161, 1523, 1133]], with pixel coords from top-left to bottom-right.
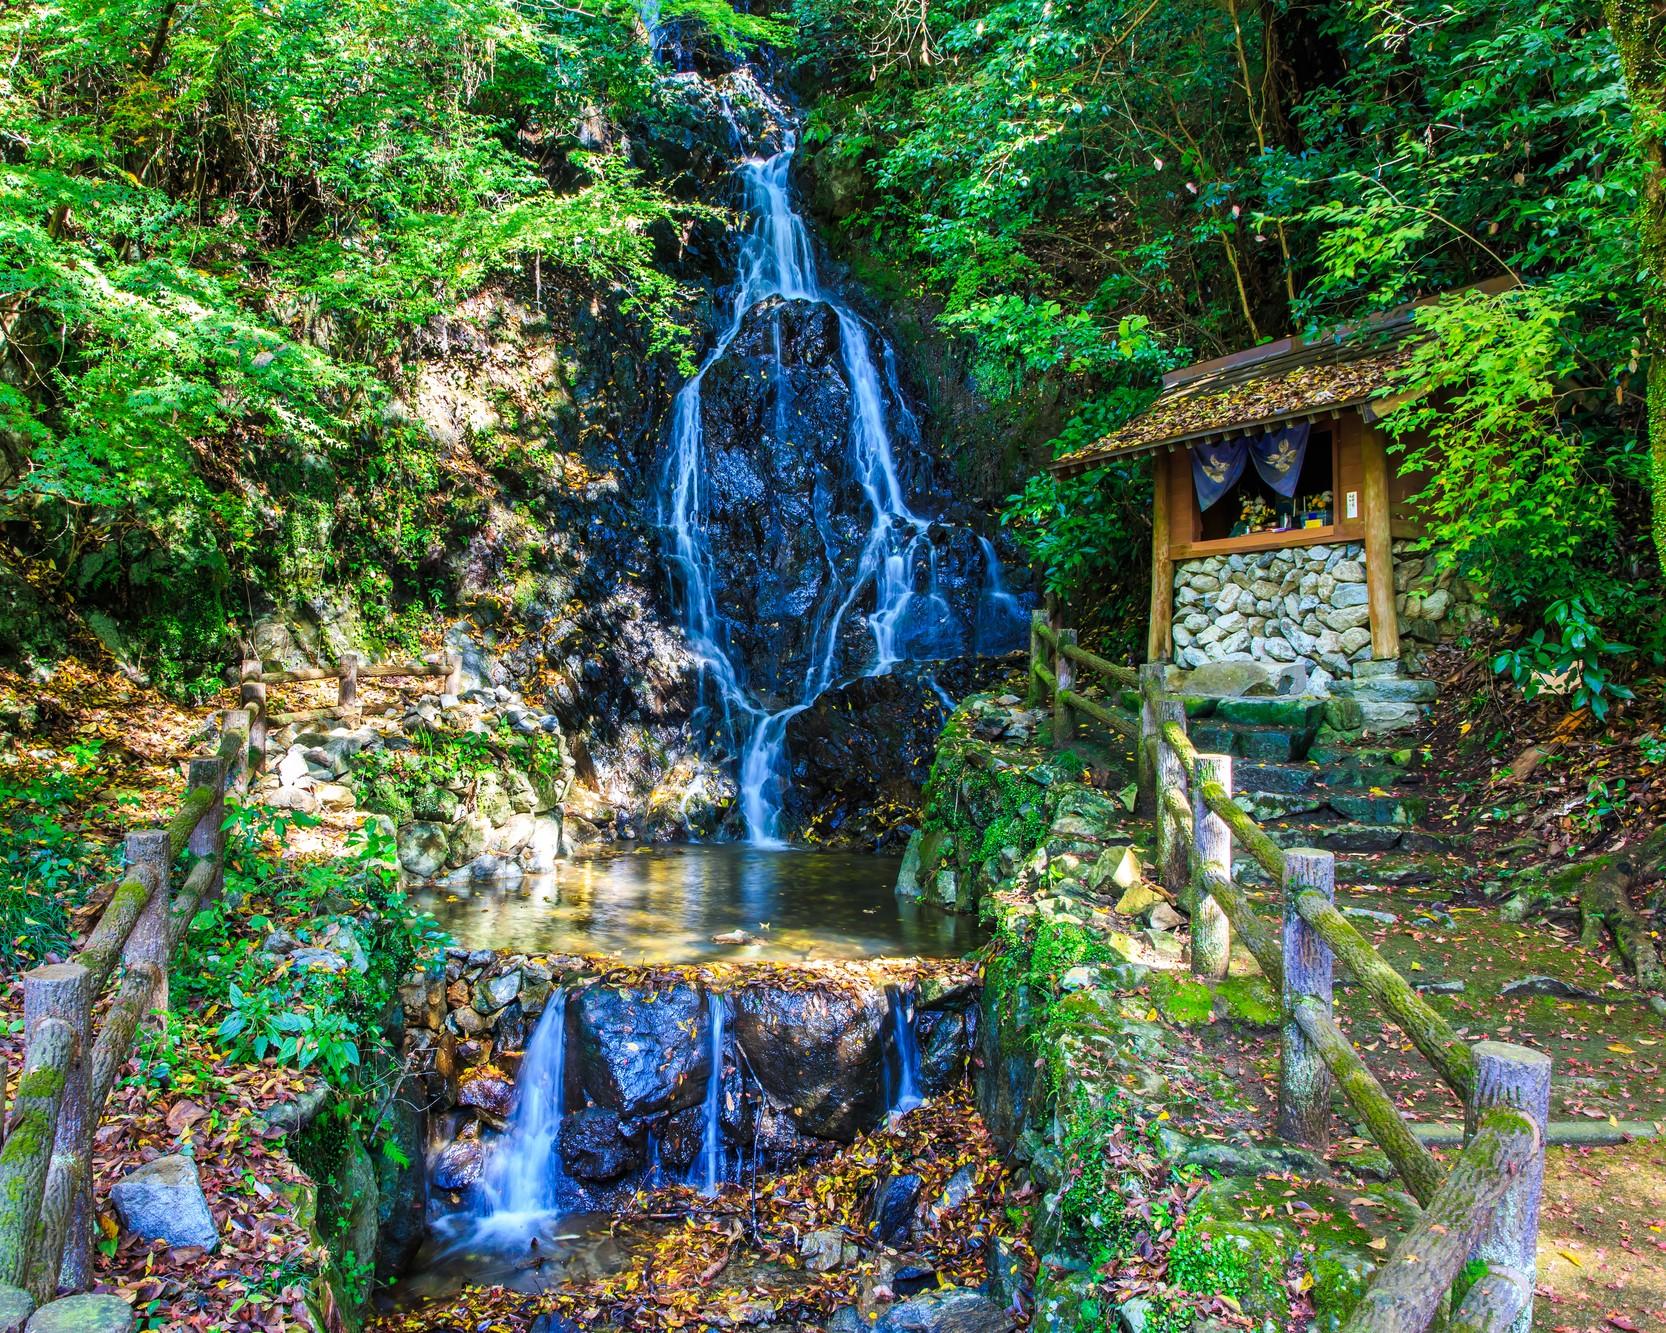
[[696, 993, 727, 1194], [884, 987, 923, 1115], [475, 990, 570, 1220]]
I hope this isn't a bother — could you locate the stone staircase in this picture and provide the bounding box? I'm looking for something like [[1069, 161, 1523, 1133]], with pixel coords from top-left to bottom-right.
[[1170, 685, 1459, 885]]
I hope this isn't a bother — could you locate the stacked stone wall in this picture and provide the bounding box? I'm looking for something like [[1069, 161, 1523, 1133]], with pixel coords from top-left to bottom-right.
[[1169, 540, 1485, 689]]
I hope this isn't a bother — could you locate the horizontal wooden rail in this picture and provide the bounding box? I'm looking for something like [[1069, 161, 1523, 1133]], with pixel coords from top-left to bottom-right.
[[1293, 889, 1475, 1103], [1057, 639, 1138, 689], [1342, 1106, 1538, 1333], [1292, 998, 1442, 1204], [1033, 661, 1057, 693], [1058, 687, 1138, 739]]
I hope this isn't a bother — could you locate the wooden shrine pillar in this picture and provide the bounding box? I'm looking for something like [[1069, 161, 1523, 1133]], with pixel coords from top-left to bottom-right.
[[1359, 427, 1401, 662], [1148, 450, 1174, 662]]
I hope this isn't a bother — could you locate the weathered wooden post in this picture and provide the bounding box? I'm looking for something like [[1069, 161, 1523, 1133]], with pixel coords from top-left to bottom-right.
[[1026, 610, 1046, 707], [1053, 628, 1078, 745], [339, 651, 360, 720], [239, 659, 267, 778], [1278, 848, 1335, 1148], [221, 708, 252, 796], [1190, 753, 1233, 979], [122, 831, 172, 1012], [187, 756, 227, 898], [0, 1017, 73, 1290], [1154, 699, 1189, 895], [23, 965, 91, 1291], [1135, 663, 1163, 816], [1465, 1041, 1551, 1333]]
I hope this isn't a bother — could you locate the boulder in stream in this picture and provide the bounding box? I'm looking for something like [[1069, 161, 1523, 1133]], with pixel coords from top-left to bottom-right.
[[572, 983, 712, 1119], [559, 1106, 639, 1182], [733, 980, 886, 1141]]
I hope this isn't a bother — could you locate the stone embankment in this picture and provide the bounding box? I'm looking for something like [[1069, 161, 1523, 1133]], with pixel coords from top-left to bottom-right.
[[913, 691, 1427, 1330]]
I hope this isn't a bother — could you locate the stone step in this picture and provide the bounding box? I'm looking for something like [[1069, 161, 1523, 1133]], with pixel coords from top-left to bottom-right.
[[1233, 760, 1320, 796], [1213, 697, 1329, 729], [1190, 719, 1318, 763], [1260, 817, 1456, 855], [1329, 674, 1439, 704]]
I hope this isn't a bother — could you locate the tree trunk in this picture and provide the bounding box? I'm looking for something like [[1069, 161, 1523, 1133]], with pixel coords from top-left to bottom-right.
[[1602, 0, 1666, 578]]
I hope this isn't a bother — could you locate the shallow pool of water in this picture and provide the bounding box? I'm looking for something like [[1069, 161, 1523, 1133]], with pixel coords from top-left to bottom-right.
[[410, 844, 982, 962]]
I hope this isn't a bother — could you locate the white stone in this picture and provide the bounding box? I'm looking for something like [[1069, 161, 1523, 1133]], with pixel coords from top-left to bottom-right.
[[1189, 573, 1221, 593], [111, 1155, 219, 1252], [277, 748, 309, 785], [1262, 637, 1297, 662], [1322, 604, 1372, 632], [1220, 628, 1251, 654], [1339, 627, 1373, 654], [1332, 559, 1366, 582], [1332, 583, 1370, 609], [1172, 625, 1194, 648], [1422, 589, 1451, 620], [1214, 609, 1245, 633]]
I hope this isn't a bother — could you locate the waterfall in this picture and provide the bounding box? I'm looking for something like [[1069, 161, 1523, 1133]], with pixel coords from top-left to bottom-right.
[[974, 534, 1031, 655], [696, 992, 727, 1194], [884, 986, 923, 1115], [660, 143, 950, 846], [475, 990, 570, 1220]]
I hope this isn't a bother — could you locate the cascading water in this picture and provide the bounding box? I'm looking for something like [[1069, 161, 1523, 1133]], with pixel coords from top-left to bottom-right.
[[975, 534, 1032, 656], [883, 986, 923, 1115], [660, 139, 955, 846], [695, 993, 728, 1194], [474, 990, 571, 1225]]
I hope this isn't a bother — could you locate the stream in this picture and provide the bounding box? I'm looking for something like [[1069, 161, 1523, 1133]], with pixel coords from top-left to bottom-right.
[[410, 845, 981, 963]]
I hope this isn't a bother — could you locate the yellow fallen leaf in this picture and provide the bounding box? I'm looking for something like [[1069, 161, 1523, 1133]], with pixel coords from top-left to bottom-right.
[[1368, 1237, 1388, 1250], [1607, 1042, 1636, 1055], [1558, 1249, 1582, 1267]]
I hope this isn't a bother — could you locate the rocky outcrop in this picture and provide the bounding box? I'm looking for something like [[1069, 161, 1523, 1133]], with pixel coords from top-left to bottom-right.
[[572, 983, 711, 1119], [732, 979, 889, 1141], [406, 952, 981, 1216]]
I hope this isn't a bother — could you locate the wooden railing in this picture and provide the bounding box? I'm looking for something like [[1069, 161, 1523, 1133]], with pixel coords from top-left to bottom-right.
[[1026, 607, 1141, 744], [1145, 678, 1547, 1333], [238, 651, 460, 772], [1024, 625, 1549, 1332], [0, 710, 252, 1320]]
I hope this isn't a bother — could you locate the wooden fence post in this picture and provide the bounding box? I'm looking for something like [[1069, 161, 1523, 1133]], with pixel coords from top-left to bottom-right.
[[1135, 663, 1162, 817], [1465, 1041, 1551, 1333], [1154, 699, 1189, 896], [1278, 848, 1335, 1148], [23, 965, 91, 1292], [187, 757, 227, 898], [1053, 628, 1077, 746], [443, 649, 464, 698], [239, 660, 267, 777], [338, 651, 360, 720], [122, 831, 172, 1013], [1026, 611, 1046, 707], [1190, 753, 1233, 979], [221, 708, 251, 796]]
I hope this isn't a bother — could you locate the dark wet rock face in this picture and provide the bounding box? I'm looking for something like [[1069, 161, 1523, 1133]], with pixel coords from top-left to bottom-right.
[[560, 1107, 639, 1182], [572, 983, 710, 1119], [782, 658, 1013, 848], [732, 981, 888, 1141]]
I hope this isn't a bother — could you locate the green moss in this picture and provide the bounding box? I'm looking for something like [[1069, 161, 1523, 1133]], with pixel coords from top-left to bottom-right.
[[15, 1067, 64, 1101], [1214, 975, 1280, 1028], [1147, 972, 1215, 1026], [1167, 1217, 1287, 1319]]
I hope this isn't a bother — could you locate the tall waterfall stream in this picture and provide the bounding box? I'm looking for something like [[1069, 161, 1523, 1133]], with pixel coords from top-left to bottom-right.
[[660, 112, 1016, 845]]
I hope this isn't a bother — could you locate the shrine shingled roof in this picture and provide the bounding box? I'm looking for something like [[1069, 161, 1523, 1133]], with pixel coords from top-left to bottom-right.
[[1048, 294, 1459, 479]]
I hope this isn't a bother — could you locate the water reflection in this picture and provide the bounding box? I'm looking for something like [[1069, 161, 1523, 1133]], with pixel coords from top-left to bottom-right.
[[410, 845, 982, 963]]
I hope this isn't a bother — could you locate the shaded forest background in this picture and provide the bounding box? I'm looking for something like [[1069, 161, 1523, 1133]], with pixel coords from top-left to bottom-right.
[[0, 0, 1662, 701]]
